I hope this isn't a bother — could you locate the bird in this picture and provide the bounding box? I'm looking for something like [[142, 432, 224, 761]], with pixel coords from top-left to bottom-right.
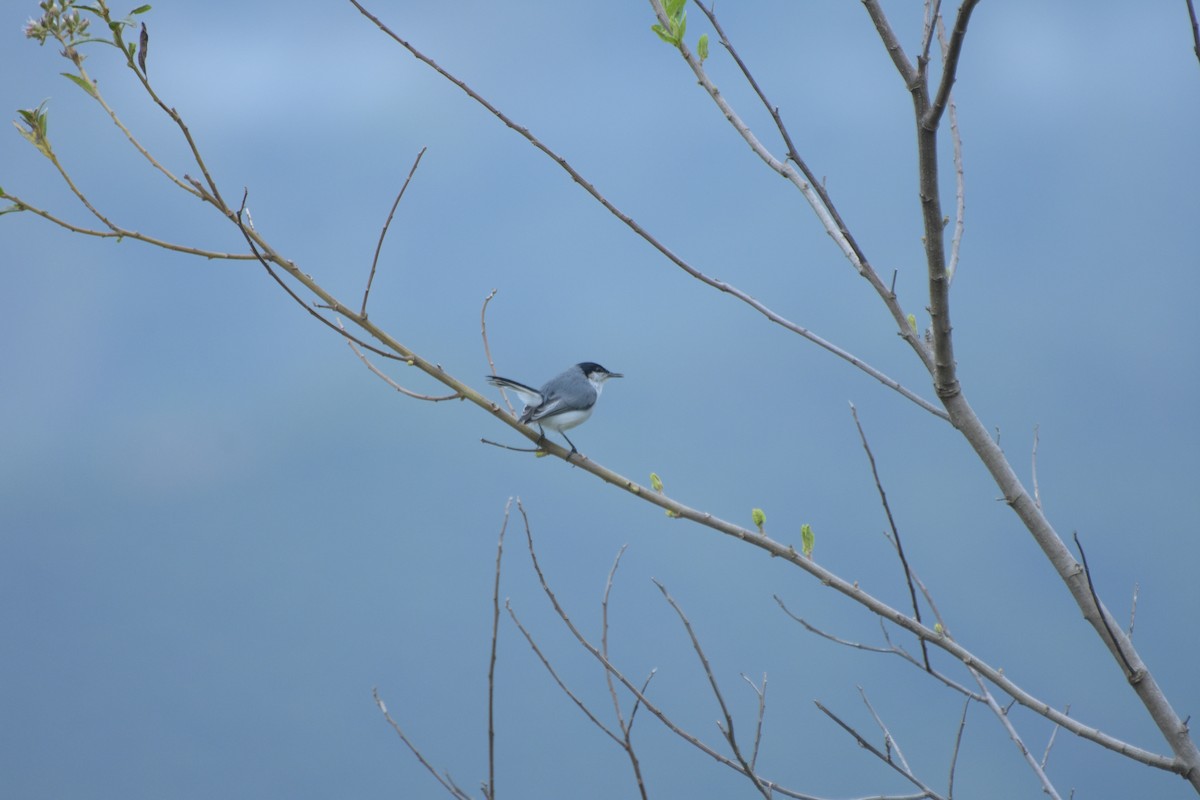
[[486, 362, 623, 453]]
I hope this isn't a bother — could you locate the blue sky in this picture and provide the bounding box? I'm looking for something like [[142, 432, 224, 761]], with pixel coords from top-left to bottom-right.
[[3, 2, 1199, 798]]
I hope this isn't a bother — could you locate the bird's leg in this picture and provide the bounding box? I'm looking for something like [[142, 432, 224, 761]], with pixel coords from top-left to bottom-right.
[[560, 431, 578, 454]]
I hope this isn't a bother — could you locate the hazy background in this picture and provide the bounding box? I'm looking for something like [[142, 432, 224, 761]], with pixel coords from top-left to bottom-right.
[[2, 1, 1198, 798]]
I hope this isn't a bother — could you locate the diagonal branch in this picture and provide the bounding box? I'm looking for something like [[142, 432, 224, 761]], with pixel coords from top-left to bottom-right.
[[362, 147, 427, 317], [814, 700, 946, 800], [373, 688, 473, 800], [1189, 0, 1200, 66], [966, 667, 1064, 800], [850, 403, 930, 670]]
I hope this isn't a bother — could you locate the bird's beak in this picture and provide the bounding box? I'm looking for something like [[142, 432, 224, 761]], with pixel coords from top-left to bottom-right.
[[608, 372, 624, 379]]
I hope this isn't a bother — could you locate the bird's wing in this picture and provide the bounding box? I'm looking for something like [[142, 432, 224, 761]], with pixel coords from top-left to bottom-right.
[[486, 375, 543, 408], [528, 392, 594, 423]]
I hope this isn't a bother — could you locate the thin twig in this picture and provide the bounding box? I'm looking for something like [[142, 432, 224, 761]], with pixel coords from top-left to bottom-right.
[[1031, 425, 1042, 510], [1073, 532, 1137, 679], [234, 194, 404, 362], [0, 192, 257, 259], [339, 320, 460, 400], [1186, 0, 1200, 66], [602, 546, 630, 731], [693, 1, 879, 299], [858, 686, 910, 773], [740, 673, 767, 773], [920, 0, 944, 66], [925, 0, 983, 130], [1042, 704, 1070, 770], [935, 10, 966, 286], [485, 498, 511, 800], [774, 598, 897, 655], [654, 580, 772, 799], [600, 546, 650, 800], [372, 688, 472, 800], [480, 289, 515, 416], [813, 701, 946, 800], [362, 147, 427, 317], [1129, 583, 1140, 640], [850, 403, 930, 670], [947, 698, 968, 798], [505, 600, 624, 746], [966, 667, 1064, 800], [481, 438, 545, 454]]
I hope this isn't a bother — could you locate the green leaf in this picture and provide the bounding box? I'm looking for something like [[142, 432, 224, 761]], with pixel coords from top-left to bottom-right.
[[801, 523, 815, 559], [14, 102, 52, 159], [663, 0, 686, 18], [675, 11, 686, 42], [697, 33, 709, 63], [651, 23, 675, 44], [650, 472, 664, 493], [907, 313, 917, 333], [751, 507, 766, 533], [60, 71, 97, 98], [131, 5, 153, 14]]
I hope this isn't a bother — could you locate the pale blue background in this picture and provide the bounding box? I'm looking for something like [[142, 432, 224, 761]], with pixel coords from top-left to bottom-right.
[[2, 2, 1198, 798]]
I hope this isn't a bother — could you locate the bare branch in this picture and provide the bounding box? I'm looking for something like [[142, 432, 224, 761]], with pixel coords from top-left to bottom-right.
[[920, 0, 944, 66], [860, 0, 919, 86], [926, 0, 983, 129], [862, 0, 961, 399], [934, 11, 967, 285], [1073, 532, 1137, 679], [372, 687, 473, 800], [654, 580, 772, 799], [601, 545, 650, 800], [506, 600, 625, 747], [602, 546, 629, 730], [850, 403, 930, 670], [484, 499, 512, 800], [1188, 0, 1200, 66], [340, 321, 460, 400], [858, 686, 912, 775], [0, 191, 256, 259], [771, 591, 1171, 768], [480, 290, 516, 416], [1042, 704, 1070, 771], [692, 2, 878, 293], [966, 668, 1064, 800], [813, 700, 946, 800], [1129, 583, 1140, 640], [1031, 425, 1043, 510], [740, 673, 767, 773], [233, 196, 407, 362], [947, 698, 968, 798], [362, 147, 427, 317]]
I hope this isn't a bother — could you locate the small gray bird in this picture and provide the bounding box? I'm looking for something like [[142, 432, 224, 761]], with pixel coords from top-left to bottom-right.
[[486, 362, 623, 453]]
